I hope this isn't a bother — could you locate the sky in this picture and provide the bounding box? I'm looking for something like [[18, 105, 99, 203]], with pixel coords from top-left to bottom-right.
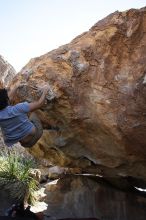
[[0, 0, 146, 72]]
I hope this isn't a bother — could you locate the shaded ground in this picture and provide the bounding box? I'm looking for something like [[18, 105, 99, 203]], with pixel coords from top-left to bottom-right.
[[0, 189, 15, 216], [0, 217, 34, 220]]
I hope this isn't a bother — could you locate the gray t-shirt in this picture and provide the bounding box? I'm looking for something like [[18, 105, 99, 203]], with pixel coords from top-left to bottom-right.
[[0, 102, 34, 147]]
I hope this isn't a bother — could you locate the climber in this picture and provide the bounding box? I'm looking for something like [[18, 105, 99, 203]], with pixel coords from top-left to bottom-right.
[[0, 82, 50, 148]]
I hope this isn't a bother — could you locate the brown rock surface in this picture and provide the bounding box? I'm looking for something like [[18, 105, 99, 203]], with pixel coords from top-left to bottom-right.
[[10, 7, 146, 184], [44, 175, 146, 220]]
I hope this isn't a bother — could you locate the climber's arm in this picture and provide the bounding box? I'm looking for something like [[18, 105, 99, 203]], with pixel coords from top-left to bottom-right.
[[28, 86, 49, 112]]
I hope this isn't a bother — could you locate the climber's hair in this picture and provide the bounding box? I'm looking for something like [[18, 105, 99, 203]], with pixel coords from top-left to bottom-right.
[[0, 88, 9, 110]]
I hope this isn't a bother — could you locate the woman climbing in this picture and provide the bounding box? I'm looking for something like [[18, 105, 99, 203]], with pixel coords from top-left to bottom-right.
[[0, 83, 49, 148]]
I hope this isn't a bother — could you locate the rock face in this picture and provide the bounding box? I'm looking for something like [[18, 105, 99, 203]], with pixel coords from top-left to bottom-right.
[[0, 55, 16, 87], [44, 176, 146, 220], [11, 7, 146, 185]]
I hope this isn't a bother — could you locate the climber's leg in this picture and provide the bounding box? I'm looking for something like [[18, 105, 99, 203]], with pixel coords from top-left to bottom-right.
[[20, 113, 43, 148]]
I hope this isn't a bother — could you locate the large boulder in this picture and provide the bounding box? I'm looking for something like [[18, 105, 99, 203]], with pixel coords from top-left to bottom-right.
[[11, 7, 146, 183]]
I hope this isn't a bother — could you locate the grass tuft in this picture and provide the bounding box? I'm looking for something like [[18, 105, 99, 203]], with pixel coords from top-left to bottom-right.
[[0, 149, 38, 205]]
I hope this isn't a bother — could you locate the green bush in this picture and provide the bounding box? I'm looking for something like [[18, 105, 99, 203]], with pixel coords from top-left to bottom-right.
[[0, 149, 38, 205]]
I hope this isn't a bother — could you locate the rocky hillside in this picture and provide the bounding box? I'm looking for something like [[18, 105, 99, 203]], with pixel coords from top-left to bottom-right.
[[0, 55, 16, 87]]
